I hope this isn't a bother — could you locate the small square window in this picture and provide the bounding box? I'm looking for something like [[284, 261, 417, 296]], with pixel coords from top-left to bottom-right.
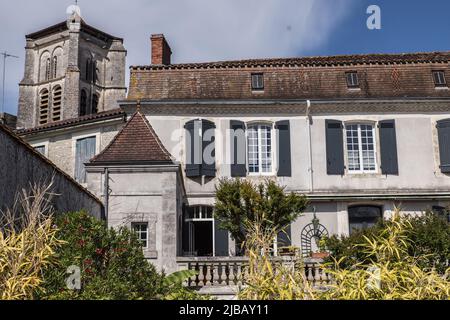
[[433, 71, 447, 87], [251, 73, 264, 91], [346, 72, 359, 88], [132, 222, 149, 248]]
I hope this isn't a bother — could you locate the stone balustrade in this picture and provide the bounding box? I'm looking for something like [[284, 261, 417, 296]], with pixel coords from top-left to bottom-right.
[[177, 256, 331, 288]]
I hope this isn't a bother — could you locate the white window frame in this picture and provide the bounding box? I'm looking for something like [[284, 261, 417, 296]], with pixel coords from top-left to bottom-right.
[[132, 222, 149, 249], [246, 122, 276, 176], [345, 122, 378, 174], [72, 131, 100, 178], [184, 205, 216, 257], [31, 140, 49, 157]]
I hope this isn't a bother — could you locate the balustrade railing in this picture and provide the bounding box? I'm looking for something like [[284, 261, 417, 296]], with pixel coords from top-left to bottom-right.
[[177, 257, 331, 288]]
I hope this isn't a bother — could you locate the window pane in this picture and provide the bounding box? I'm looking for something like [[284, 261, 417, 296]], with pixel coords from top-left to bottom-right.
[[360, 125, 376, 171], [248, 126, 259, 173], [260, 125, 272, 173], [349, 206, 382, 235], [132, 223, 148, 248], [346, 124, 360, 171]]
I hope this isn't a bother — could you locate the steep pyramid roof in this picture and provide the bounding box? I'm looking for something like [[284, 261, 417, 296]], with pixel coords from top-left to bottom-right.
[[90, 111, 173, 164]]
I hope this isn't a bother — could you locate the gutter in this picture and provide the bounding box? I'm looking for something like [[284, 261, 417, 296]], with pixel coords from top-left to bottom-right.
[[306, 100, 313, 193]]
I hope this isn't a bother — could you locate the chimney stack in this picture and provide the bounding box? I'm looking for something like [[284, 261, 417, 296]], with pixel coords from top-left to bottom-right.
[[151, 34, 172, 65]]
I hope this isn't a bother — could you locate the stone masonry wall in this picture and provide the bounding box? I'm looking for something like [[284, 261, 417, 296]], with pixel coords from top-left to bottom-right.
[[0, 124, 103, 218]]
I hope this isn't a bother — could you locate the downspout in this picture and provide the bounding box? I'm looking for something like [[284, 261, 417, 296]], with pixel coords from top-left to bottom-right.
[[306, 100, 314, 193], [104, 168, 109, 223]]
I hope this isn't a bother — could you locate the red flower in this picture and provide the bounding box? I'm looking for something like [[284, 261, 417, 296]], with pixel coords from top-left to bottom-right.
[[95, 248, 103, 255], [78, 240, 85, 247], [84, 258, 93, 265]]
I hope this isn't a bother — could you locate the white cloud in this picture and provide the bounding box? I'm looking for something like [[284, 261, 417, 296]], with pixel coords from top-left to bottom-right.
[[0, 0, 355, 115]]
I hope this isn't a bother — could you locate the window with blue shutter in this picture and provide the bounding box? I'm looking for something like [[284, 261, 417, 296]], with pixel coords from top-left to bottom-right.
[[325, 120, 345, 175], [437, 119, 450, 173], [230, 120, 247, 177], [276, 120, 292, 177], [202, 120, 216, 177], [185, 119, 216, 177], [379, 120, 399, 175], [214, 218, 229, 257], [75, 136, 96, 183]]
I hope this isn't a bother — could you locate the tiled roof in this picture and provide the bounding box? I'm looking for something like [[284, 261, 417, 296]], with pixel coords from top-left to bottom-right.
[[17, 109, 126, 136], [90, 110, 173, 164], [131, 51, 450, 70]]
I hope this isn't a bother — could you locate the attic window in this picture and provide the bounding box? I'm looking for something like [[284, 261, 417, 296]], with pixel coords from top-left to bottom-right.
[[346, 72, 359, 88], [433, 71, 447, 87], [251, 73, 264, 91]]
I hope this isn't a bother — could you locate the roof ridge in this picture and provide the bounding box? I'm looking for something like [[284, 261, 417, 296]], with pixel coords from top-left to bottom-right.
[[90, 110, 173, 164], [137, 111, 174, 161], [130, 50, 450, 70]]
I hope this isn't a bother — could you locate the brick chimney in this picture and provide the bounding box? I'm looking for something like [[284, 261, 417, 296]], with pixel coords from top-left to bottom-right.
[[151, 34, 172, 65]]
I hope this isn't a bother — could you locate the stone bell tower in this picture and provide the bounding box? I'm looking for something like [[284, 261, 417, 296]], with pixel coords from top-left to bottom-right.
[[17, 6, 127, 129]]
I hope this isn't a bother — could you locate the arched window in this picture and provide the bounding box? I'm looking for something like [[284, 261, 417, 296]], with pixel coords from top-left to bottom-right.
[[52, 56, 58, 79], [52, 86, 62, 122], [80, 90, 87, 116], [348, 205, 383, 235], [92, 94, 99, 114], [45, 58, 51, 81], [39, 89, 49, 125]]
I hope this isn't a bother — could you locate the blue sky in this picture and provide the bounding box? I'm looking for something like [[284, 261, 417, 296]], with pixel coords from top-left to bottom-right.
[[1, 0, 449, 115]]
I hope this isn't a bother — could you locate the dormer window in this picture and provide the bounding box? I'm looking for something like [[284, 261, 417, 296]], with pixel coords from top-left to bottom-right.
[[433, 71, 447, 87], [251, 73, 264, 91], [346, 72, 359, 88]]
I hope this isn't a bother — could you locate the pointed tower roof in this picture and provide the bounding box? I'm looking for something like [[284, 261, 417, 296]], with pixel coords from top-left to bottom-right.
[[90, 111, 173, 164]]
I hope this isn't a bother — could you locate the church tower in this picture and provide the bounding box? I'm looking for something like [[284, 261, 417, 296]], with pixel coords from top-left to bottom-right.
[[17, 6, 127, 129]]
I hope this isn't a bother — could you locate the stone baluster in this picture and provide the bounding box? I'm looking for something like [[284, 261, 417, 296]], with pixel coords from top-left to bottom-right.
[[205, 264, 212, 286], [236, 264, 242, 286], [198, 263, 205, 287], [221, 263, 228, 285], [212, 263, 219, 286], [306, 264, 314, 283]]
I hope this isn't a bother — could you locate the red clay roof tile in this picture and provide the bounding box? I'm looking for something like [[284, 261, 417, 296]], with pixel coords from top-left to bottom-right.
[[90, 110, 173, 164]]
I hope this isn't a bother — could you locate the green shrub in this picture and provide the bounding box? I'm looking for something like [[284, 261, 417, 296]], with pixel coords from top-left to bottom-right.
[[37, 211, 165, 300], [323, 210, 450, 274], [321, 211, 450, 300]]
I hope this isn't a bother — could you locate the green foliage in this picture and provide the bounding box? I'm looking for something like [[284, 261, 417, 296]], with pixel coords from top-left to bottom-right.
[[321, 211, 450, 300], [37, 211, 165, 300], [163, 270, 198, 287], [323, 210, 450, 273], [214, 178, 308, 248]]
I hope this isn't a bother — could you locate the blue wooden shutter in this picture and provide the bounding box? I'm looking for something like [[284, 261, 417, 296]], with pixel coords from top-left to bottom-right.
[[230, 120, 247, 177], [437, 119, 450, 173], [185, 120, 201, 177], [325, 120, 345, 175], [214, 219, 229, 257], [75, 136, 96, 183], [379, 120, 399, 175], [201, 120, 216, 177], [276, 120, 292, 177]]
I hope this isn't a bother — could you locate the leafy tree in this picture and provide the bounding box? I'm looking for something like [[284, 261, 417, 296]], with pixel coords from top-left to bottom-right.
[[214, 178, 308, 250], [37, 211, 165, 300]]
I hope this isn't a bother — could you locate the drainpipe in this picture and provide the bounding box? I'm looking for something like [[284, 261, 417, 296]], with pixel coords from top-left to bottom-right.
[[306, 100, 314, 193], [104, 168, 109, 223]]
